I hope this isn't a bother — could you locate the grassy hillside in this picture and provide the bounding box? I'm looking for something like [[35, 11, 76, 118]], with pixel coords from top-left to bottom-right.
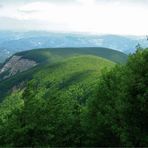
[[0, 47, 127, 101], [26, 55, 115, 103], [0, 58, 114, 102]]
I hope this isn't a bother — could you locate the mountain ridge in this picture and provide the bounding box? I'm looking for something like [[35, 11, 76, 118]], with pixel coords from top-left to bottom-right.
[[0, 47, 127, 81], [0, 47, 127, 101]]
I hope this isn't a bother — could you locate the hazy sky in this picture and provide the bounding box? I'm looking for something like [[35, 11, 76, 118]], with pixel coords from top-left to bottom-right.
[[0, 0, 148, 35]]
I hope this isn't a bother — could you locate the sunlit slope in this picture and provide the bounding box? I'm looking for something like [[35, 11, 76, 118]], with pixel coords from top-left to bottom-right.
[[31, 55, 115, 91], [0, 54, 115, 102], [11, 55, 115, 103]]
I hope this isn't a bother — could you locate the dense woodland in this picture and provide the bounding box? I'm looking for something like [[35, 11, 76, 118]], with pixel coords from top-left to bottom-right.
[[0, 48, 148, 147]]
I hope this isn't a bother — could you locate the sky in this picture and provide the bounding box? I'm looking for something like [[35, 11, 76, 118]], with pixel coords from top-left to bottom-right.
[[0, 0, 148, 35]]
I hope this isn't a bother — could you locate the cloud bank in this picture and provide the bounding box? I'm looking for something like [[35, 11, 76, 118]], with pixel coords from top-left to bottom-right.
[[0, 0, 148, 35]]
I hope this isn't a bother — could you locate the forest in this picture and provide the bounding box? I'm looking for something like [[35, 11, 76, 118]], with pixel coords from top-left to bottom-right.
[[0, 48, 148, 147]]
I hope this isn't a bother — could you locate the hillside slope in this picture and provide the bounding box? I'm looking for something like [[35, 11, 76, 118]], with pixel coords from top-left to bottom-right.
[[22, 55, 115, 103], [0, 47, 127, 80], [0, 47, 127, 101]]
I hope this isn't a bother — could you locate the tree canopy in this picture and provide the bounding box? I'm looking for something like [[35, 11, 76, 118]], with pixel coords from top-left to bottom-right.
[[0, 48, 147, 147]]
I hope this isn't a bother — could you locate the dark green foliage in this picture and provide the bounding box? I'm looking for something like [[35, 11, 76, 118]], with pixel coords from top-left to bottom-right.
[[0, 92, 24, 146], [20, 85, 82, 147], [120, 48, 148, 146], [82, 67, 123, 146], [0, 54, 114, 146], [0, 48, 147, 147], [84, 48, 148, 147]]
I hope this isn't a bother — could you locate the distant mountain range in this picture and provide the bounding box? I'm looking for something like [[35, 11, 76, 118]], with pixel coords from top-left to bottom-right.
[[0, 31, 147, 63]]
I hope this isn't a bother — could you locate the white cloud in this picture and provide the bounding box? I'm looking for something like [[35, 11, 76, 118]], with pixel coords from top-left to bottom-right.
[[0, 0, 148, 35]]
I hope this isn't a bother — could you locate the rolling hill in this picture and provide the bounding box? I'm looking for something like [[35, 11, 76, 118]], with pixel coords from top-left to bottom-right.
[[0, 47, 127, 101]]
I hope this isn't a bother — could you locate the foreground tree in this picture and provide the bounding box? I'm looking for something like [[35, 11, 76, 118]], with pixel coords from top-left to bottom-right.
[[120, 48, 148, 146], [84, 48, 148, 146]]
